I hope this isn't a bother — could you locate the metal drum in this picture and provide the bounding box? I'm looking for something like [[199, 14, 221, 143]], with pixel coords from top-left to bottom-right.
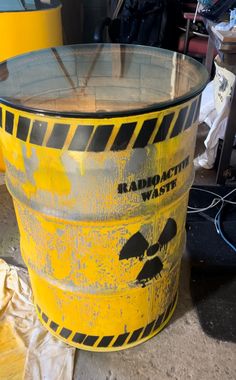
[[0, 44, 208, 351], [0, 0, 62, 171]]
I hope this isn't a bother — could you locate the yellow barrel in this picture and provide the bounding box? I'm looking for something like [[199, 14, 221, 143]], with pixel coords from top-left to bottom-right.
[[0, 44, 208, 351], [0, 0, 62, 171]]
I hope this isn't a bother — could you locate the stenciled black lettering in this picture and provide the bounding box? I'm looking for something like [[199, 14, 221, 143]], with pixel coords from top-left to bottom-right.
[[161, 169, 172, 182], [170, 178, 177, 190], [159, 185, 166, 195], [118, 183, 129, 194], [138, 179, 147, 190], [165, 182, 171, 192], [117, 155, 189, 196], [152, 175, 161, 186], [160, 172, 166, 182], [173, 163, 180, 175], [168, 167, 175, 178], [152, 188, 159, 199], [129, 181, 138, 192], [160, 171, 168, 182], [141, 190, 153, 201], [147, 177, 153, 187]]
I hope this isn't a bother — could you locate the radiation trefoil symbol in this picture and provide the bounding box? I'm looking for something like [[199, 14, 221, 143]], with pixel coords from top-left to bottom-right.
[[119, 218, 177, 287]]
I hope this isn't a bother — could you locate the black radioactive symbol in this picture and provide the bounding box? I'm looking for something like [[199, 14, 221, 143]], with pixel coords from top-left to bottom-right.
[[119, 218, 177, 286]]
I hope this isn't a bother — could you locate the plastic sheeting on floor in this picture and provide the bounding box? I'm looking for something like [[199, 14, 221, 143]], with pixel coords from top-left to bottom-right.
[[0, 259, 75, 380]]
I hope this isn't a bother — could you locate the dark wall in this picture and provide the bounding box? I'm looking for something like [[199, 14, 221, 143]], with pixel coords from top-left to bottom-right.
[[61, 0, 109, 44]]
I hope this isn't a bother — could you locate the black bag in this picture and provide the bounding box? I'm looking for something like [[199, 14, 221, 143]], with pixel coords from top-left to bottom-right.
[[107, 0, 182, 49]]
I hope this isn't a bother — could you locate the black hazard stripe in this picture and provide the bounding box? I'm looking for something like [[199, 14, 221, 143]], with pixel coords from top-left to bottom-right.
[[133, 118, 157, 148], [87, 124, 114, 152], [193, 96, 201, 123], [36, 292, 177, 349], [111, 122, 136, 151], [2, 97, 199, 151], [17, 116, 31, 141], [30, 120, 48, 145], [170, 106, 188, 138], [184, 98, 198, 131], [46, 123, 70, 149], [69, 125, 94, 151], [5, 111, 14, 134]]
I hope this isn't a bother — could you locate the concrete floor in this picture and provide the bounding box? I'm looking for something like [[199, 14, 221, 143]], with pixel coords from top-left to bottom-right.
[[0, 124, 236, 380]]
